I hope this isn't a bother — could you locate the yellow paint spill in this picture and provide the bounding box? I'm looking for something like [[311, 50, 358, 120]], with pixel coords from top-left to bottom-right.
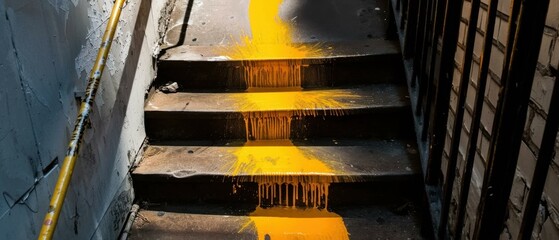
[[229, 140, 338, 208], [234, 90, 357, 112], [234, 90, 357, 140], [219, 0, 321, 88], [227, 0, 319, 60], [240, 207, 350, 240], [230, 141, 334, 175], [218, 1, 351, 238]]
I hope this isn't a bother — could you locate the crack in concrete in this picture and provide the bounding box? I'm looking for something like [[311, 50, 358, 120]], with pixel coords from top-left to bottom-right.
[[0, 128, 14, 143], [5, 7, 44, 179]]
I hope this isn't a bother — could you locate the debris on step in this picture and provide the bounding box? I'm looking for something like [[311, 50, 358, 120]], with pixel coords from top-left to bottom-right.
[[158, 82, 179, 93]]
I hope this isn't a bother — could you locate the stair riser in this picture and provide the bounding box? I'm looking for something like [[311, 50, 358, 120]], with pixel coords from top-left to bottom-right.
[[155, 54, 404, 90], [132, 176, 422, 207], [145, 107, 413, 141]]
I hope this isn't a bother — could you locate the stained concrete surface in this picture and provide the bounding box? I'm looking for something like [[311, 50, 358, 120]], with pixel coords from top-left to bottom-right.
[[161, 0, 390, 49], [129, 205, 424, 240]]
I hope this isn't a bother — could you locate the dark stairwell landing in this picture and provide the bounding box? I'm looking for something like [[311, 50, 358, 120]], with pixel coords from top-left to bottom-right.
[[128, 0, 431, 239]]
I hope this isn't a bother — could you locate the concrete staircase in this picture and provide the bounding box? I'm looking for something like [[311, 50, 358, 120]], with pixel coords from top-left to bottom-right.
[[128, 0, 427, 239]]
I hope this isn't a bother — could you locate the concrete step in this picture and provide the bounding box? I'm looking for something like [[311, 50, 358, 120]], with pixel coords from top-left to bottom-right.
[[145, 84, 413, 141], [132, 139, 420, 205], [156, 40, 404, 89], [156, 0, 402, 89], [128, 204, 425, 240]]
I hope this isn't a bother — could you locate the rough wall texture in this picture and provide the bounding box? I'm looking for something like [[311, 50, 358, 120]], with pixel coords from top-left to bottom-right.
[[0, 0, 169, 238], [441, 0, 559, 239]]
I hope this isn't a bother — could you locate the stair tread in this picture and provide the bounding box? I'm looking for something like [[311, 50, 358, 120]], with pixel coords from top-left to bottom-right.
[[133, 139, 420, 181], [129, 205, 423, 240], [145, 84, 408, 114]]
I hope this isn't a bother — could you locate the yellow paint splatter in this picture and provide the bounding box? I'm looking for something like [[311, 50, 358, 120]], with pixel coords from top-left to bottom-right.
[[240, 60, 305, 89], [234, 90, 357, 113], [229, 140, 339, 207], [219, 0, 321, 88], [230, 141, 334, 176], [227, 0, 319, 60], [240, 207, 350, 240], [235, 90, 356, 140]]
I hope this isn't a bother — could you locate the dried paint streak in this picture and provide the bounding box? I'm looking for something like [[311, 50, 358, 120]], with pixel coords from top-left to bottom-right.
[[229, 140, 342, 208], [235, 90, 358, 140], [240, 207, 350, 240], [240, 60, 305, 89], [244, 113, 293, 140]]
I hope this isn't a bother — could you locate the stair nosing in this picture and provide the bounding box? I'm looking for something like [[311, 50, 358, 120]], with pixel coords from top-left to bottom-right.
[[133, 139, 421, 182], [160, 39, 401, 62], [145, 84, 410, 114]]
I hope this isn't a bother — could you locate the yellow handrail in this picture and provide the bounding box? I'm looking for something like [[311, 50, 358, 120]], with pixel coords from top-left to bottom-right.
[[38, 0, 127, 239]]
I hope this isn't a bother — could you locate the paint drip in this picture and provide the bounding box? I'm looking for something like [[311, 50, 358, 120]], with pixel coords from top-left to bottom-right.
[[221, 0, 320, 89], [235, 90, 357, 140], [230, 140, 342, 208]]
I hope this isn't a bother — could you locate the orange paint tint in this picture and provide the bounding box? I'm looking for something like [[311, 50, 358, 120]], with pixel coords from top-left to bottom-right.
[[219, 0, 321, 88], [240, 207, 350, 240], [226, 0, 320, 60], [233, 90, 357, 113], [240, 60, 304, 88], [228, 140, 341, 208], [244, 113, 293, 140], [233, 90, 357, 140], [229, 140, 336, 176]]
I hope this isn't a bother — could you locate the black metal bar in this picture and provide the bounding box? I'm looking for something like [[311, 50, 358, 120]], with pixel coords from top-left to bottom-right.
[[426, 0, 447, 86], [473, 0, 551, 237], [420, 0, 446, 142], [387, 0, 399, 41], [418, 0, 435, 89], [487, 0, 524, 237], [412, 0, 429, 84], [518, 74, 559, 240], [419, 0, 438, 108], [401, 0, 408, 25], [415, 0, 433, 116], [456, 0, 498, 236], [424, 0, 463, 184], [400, 0, 407, 31], [488, 0, 521, 147], [453, 0, 500, 238], [439, 0, 481, 238], [414, 0, 431, 116], [420, 75, 432, 141], [454, 0, 521, 238], [403, 0, 418, 58]]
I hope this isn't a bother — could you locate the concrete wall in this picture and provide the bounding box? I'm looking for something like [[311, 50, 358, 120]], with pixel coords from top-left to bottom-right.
[[441, 0, 559, 238], [0, 0, 171, 238]]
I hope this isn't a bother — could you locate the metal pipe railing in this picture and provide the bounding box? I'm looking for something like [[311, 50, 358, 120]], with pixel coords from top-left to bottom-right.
[[38, 0, 126, 239]]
